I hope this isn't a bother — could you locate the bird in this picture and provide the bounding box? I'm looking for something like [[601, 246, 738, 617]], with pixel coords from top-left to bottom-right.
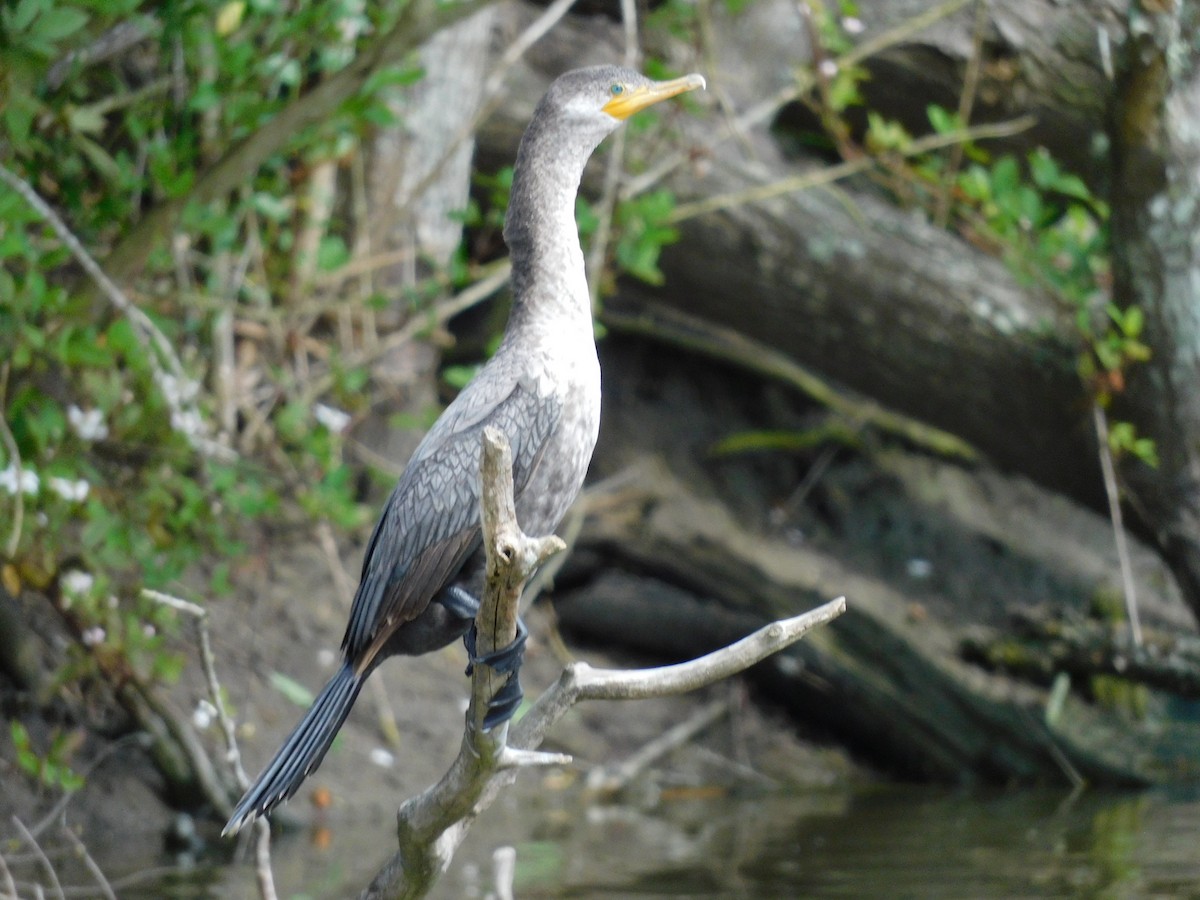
[[224, 65, 706, 834]]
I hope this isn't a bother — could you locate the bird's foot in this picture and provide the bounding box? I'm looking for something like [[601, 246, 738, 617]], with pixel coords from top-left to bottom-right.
[[464, 617, 529, 730], [437, 585, 481, 621]]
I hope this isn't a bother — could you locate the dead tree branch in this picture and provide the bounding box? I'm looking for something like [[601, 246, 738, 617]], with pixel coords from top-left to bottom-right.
[[360, 428, 845, 899]]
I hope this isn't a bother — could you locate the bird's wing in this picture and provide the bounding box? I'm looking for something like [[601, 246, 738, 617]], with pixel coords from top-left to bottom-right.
[[340, 366, 561, 663]]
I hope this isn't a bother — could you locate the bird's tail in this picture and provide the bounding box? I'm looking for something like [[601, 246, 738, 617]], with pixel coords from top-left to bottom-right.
[[223, 663, 363, 834]]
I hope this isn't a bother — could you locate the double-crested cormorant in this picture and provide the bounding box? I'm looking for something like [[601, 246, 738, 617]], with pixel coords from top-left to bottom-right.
[[224, 65, 705, 833]]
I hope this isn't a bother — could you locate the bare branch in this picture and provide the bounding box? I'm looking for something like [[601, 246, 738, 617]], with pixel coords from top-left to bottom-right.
[[11, 817, 63, 900], [510, 597, 845, 754], [141, 588, 278, 900], [59, 822, 117, 900], [1093, 405, 1143, 646], [0, 162, 230, 460], [0, 846, 15, 900], [667, 116, 1036, 224], [360, 429, 845, 898]]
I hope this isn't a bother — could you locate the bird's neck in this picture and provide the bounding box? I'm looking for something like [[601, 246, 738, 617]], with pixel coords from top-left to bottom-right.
[[503, 123, 598, 331]]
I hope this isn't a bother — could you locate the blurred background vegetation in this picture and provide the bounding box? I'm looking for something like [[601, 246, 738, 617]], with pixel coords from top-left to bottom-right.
[[3, 0, 1200, 895]]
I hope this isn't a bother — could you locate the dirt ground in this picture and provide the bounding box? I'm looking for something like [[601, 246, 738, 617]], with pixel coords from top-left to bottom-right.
[[204, 535, 863, 829], [0, 517, 863, 895]]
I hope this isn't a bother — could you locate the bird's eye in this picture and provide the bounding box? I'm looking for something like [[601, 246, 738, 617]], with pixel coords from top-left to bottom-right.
[[610, 84, 624, 96]]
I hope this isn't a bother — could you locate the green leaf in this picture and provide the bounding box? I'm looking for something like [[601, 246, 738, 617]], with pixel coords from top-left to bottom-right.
[[316, 234, 349, 272], [362, 64, 424, 95], [1028, 148, 1058, 190], [270, 671, 315, 708], [990, 156, 1020, 198], [32, 5, 89, 41], [9, 0, 43, 33], [926, 104, 959, 135], [441, 364, 478, 390], [1121, 306, 1144, 339]]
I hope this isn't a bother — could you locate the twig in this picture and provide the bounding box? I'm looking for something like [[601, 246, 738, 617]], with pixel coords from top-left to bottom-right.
[[586, 697, 729, 796], [585, 0, 640, 308], [620, 0, 975, 202], [349, 147, 378, 351], [667, 116, 1036, 223], [290, 160, 338, 309], [0, 845, 17, 900], [1091, 405, 1143, 646], [46, 16, 161, 90], [515, 599, 844, 729], [602, 303, 976, 460], [0, 364, 25, 557], [140, 588, 279, 900], [492, 846, 516, 900], [361, 430, 846, 898], [28, 734, 150, 840], [59, 821, 117, 900], [297, 260, 512, 410], [11, 817, 64, 900], [933, 0, 988, 227], [0, 162, 230, 462]]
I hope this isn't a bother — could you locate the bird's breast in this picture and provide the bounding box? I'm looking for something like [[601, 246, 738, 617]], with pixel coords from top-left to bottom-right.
[[513, 334, 600, 537]]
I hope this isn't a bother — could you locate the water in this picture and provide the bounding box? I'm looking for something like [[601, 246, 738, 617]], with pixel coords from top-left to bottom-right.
[[31, 784, 1200, 897], [190, 784, 1200, 898]]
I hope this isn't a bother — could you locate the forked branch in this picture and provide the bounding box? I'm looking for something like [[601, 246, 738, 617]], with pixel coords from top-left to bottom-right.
[[361, 428, 845, 899]]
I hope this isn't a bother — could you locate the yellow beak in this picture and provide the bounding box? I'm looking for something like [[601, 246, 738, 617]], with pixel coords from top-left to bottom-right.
[[601, 73, 707, 120]]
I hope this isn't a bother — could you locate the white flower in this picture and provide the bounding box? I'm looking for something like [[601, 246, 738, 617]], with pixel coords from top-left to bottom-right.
[[819, 59, 839, 78], [314, 403, 351, 433], [62, 570, 95, 598], [170, 408, 207, 439], [193, 699, 217, 730], [48, 476, 90, 502], [842, 16, 865, 35], [81, 626, 106, 647], [155, 372, 201, 406], [68, 405, 109, 441], [369, 747, 395, 768], [0, 464, 38, 496]]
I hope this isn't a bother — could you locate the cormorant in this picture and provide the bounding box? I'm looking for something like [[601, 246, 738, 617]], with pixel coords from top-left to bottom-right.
[[224, 65, 705, 833]]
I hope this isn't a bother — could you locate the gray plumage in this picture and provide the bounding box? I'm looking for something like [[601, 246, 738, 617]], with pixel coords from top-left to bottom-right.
[[225, 64, 704, 835]]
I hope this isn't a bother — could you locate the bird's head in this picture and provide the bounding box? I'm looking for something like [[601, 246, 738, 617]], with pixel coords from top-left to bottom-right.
[[539, 65, 706, 146]]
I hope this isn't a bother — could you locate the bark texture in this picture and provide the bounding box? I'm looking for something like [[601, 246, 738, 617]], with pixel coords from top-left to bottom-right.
[[1110, 3, 1200, 620], [477, 0, 1200, 618]]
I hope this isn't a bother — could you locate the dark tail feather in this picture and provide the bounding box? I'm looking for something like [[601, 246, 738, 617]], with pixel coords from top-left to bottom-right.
[[223, 663, 363, 834]]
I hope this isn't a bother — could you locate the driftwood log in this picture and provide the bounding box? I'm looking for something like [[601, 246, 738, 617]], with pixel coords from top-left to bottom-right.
[[556, 458, 1200, 785], [474, 0, 1200, 623], [361, 428, 845, 898]]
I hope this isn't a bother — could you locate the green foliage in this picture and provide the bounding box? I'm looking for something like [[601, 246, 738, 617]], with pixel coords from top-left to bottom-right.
[[269, 670, 315, 708], [926, 134, 1156, 468], [10, 720, 85, 793], [865, 101, 1156, 469], [614, 190, 681, 286], [0, 0, 420, 789], [710, 422, 862, 457]]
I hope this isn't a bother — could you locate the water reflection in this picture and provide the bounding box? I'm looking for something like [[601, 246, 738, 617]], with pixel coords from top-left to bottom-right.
[[436, 785, 1200, 899], [175, 785, 1200, 896]]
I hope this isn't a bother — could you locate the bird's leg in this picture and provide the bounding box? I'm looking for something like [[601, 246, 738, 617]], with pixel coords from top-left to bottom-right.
[[463, 616, 529, 730], [439, 584, 528, 727], [437, 585, 480, 621]]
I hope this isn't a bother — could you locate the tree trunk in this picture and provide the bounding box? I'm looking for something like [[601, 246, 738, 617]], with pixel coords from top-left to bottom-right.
[[479, 0, 1200, 616], [1110, 3, 1200, 620]]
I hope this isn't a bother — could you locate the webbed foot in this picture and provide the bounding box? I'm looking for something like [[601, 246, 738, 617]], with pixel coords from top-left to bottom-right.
[[464, 617, 529, 730]]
